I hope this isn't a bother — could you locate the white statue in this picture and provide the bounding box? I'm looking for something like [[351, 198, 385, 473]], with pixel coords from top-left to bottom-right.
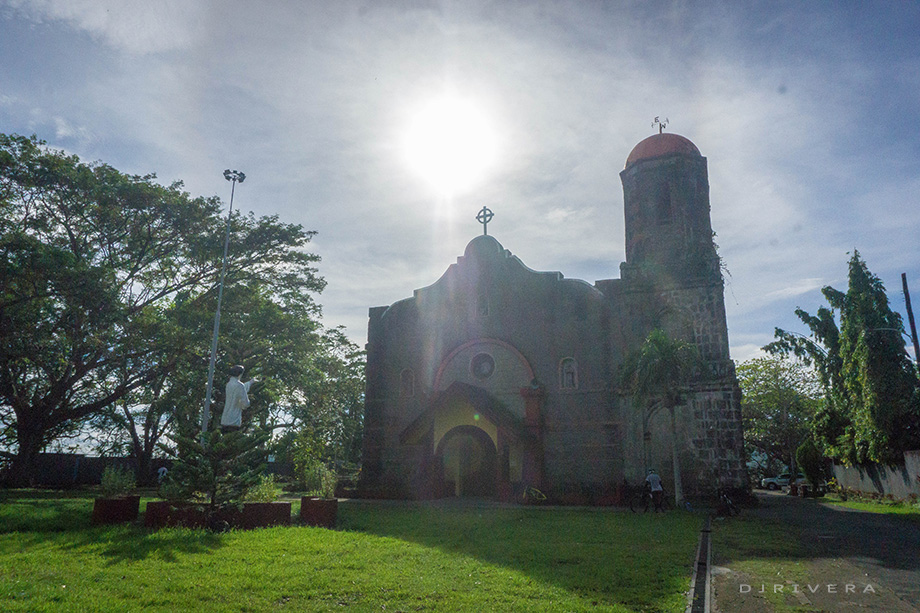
[[220, 365, 255, 431]]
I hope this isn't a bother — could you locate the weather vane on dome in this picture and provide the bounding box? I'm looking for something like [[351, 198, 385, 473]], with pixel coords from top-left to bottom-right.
[[476, 206, 494, 236], [652, 116, 669, 134]]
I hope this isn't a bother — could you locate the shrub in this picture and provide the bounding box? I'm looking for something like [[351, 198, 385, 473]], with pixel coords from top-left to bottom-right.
[[303, 462, 337, 499], [796, 439, 827, 486], [290, 427, 338, 498], [100, 465, 136, 498], [826, 477, 847, 501], [245, 474, 283, 502], [157, 476, 191, 503]]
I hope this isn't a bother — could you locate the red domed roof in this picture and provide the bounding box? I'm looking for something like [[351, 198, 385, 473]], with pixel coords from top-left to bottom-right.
[[625, 133, 701, 167]]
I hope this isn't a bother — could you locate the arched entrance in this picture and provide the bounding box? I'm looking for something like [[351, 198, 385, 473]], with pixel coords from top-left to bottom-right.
[[436, 425, 496, 497]]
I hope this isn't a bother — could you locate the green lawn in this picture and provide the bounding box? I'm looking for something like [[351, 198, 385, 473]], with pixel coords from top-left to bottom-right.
[[821, 494, 920, 525], [0, 491, 702, 612]]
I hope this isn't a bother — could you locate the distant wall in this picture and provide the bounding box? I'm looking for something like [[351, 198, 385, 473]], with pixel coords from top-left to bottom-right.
[[22, 454, 168, 487], [6, 454, 293, 488], [831, 451, 920, 499]]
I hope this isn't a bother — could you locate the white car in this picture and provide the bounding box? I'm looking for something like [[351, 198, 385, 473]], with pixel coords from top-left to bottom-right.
[[760, 473, 806, 490]]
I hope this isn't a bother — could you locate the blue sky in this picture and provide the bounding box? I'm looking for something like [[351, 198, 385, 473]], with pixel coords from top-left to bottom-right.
[[2, 0, 919, 362]]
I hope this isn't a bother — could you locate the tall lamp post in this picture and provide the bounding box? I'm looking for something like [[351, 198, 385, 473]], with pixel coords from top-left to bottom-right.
[[201, 169, 246, 440]]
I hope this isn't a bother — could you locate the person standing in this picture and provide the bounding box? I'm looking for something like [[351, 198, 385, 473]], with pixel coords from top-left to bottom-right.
[[645, 468, 664, 512]]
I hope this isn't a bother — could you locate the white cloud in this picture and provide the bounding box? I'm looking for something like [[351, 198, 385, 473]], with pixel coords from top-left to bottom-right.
[[6, 0, 205, 54], [51, 116, 90, 141], [763, 278, 826, 300], [730, 343, 769, 364], [3, 0, 919, 353]]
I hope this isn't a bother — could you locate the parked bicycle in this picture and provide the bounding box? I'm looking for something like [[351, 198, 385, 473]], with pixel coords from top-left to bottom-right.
[[521, 486, 546, 504], [715, 487, 739, 517], [626, 481, 670, 512]]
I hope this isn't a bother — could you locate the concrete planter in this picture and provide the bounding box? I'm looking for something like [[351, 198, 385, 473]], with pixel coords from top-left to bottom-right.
[[91, 495, 141, 525], [144, 501, 292, 530], [239, 502, 292, 529], [144, 500, 205, 529], [300, 497, 337, 528]]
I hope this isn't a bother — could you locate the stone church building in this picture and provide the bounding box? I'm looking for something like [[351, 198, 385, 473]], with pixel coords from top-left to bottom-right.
[[359, 132, 747, 502]]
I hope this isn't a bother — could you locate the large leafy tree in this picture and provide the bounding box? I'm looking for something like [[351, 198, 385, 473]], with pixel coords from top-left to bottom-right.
[[0, 134, 325, 485], [307, 327, 365, 472], [620, 328, 700, 505], [766, 252, 920, 464], [736, 356, 821, 479], [271, 327, 365, 476], [89, 297, 359, 486]]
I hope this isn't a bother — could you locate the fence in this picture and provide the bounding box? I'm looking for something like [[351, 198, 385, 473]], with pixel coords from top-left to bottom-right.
[[831, 450, 920, 500], [5, 453, 293, 487], [21, 454, 167, 487]]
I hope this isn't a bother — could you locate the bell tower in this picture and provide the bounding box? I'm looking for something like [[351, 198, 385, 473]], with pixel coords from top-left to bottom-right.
[[620, 132, 720, 287], [618, 132, 747, 493], [619, 132, 729, 366]]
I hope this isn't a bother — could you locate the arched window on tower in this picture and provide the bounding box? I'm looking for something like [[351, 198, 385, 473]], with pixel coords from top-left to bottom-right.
[[477, 289, 490, 317], [400, 368, 415, 398], [560, 358, 578, 390]]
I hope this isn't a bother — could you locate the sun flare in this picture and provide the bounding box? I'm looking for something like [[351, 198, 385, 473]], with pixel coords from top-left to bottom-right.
[[403, 95, 498, 196]]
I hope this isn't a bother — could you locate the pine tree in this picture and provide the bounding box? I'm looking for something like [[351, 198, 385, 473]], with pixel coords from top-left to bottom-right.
[[834, 253, 919, 463], [163, 427, 270, 528], [768, 252, 920, 464]]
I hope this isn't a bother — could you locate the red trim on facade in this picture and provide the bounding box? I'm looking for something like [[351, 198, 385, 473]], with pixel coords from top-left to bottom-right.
[[520, 385, 546, 490], [433, 337, 535, 391]]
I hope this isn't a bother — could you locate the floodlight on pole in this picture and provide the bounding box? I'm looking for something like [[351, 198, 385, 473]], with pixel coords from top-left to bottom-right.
[[201, 169, 246, 440]]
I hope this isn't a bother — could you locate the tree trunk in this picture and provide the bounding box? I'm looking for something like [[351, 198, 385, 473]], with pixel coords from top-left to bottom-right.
[[135, 451, 154, 486], [123, 406, 148, 486], [9, 426, 44, 487], [669, 405, 683, 507], [642, 402, 658, 475]]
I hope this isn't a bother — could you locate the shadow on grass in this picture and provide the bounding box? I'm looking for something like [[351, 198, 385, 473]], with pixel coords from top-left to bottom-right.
[[1, 524, 227, 565], [0, 490, 226, 563], [0, 495, 94, 532], [337, 499, 702, 611]]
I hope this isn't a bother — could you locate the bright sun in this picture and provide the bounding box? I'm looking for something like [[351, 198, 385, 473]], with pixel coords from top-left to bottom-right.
[[403, 95, 498, 196]]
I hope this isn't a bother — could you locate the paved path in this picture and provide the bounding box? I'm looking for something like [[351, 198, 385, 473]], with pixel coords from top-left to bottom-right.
[[714, 491, 920, 612]]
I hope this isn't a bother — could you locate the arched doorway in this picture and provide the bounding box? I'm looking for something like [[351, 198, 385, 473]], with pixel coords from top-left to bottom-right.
[[436, 425, 496, 497]]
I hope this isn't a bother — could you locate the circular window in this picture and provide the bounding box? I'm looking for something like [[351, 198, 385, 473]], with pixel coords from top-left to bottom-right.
[[470, 353, 495, 380]]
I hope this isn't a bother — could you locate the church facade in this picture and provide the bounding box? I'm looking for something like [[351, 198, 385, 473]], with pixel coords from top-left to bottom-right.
[[359, 133, 747, 502]]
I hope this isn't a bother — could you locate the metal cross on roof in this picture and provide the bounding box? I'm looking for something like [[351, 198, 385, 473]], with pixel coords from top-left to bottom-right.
[[476, 206, 494, 235]]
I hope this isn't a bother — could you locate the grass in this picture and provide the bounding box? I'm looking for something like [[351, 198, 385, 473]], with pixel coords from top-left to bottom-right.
[[821, 494, 920, 525], [0, 490, 702, 612]]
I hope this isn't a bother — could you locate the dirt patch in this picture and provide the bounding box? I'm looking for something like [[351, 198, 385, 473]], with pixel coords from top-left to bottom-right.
[[712, 566, 773, 613]]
